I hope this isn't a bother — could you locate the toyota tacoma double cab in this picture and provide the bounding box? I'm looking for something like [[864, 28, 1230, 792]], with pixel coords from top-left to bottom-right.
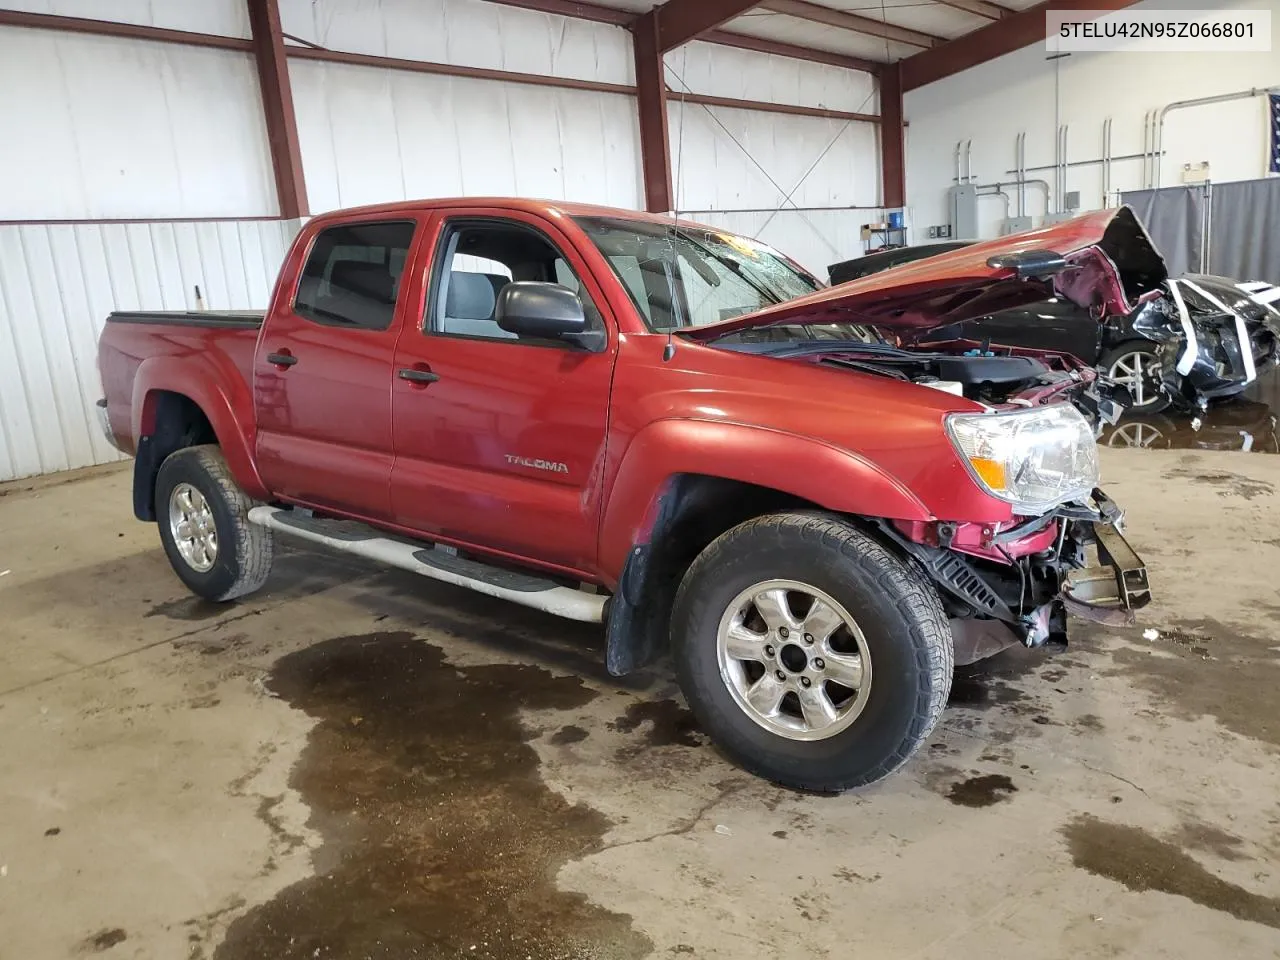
[[98, 198, 1155, 791]]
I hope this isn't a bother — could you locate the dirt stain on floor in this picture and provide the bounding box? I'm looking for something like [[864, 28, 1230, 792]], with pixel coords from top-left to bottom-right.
[[1063, 815, 1280, 929], [610, 699, 703, 749], [1090, 618, 1280, 748], [144, 596, 226, 621], [214, 631, 651, 960], [946, 774, 1018, 808], [80, 928, 127, 952]]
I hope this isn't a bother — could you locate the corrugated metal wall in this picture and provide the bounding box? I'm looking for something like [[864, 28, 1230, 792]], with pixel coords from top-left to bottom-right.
[[0, 27, 275, 221], [0, 0, 883, 481], [0, 220, 300, 482], [666, 43, 881, 275], [291, 60, 642, 213]]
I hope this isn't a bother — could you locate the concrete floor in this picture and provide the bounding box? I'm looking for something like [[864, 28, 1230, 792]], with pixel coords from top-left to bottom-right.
[[3, 446, 1280, 959]]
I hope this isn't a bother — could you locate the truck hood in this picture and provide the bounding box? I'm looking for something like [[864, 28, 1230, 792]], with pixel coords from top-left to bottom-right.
[[683, 207, 1167, 344]]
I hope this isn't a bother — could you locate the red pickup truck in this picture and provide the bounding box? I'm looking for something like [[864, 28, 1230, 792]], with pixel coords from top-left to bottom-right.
[[98, 197, 1154, 791]]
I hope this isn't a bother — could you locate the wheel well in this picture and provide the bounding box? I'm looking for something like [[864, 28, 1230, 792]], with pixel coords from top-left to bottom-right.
[[605, 474, 825, 676], [133, 391, 218, 521]]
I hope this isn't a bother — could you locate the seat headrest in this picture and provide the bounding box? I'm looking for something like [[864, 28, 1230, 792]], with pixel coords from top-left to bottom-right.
[[445, 271, 497, 320]]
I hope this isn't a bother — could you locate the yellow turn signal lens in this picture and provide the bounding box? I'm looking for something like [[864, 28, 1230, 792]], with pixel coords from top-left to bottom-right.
[[969, 457, 1007, 491]]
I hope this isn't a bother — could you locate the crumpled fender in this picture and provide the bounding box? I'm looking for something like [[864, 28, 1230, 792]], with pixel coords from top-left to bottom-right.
[[132, 353, 268, 500], [597, 418, 931, 581]]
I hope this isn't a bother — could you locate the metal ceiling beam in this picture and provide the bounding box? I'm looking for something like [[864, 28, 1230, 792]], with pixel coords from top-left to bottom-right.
[[477, 0, 880, 73], [701, 29, 881, 74], [633, 10, 674, 212], [677, 91, 880, 124], [901, 0, 1143, 90], [471, 0, 632, 25], [246, 0, 309, 219], [879, 63, 905, 208], [759, 0, 943, 49], [0, 8, 252, 50], [934, 0, 1010, 21], [654, 0, 765, 52]]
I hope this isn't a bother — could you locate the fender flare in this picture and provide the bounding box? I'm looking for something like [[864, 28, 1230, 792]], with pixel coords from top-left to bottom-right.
[[597, 418, 931, 581], [131, 354, 268, 501]]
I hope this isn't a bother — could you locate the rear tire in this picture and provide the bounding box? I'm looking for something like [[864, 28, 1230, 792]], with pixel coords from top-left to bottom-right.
[[155, 445, 274, 602], [671, 512, 952, 792]]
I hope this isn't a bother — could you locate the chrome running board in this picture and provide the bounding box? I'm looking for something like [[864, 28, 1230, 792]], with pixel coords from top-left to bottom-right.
[[247, 506, 607, 623]]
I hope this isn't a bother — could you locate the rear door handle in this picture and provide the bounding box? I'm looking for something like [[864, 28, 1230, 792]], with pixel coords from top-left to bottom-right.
[[398, 368, 440, 385], [267, 352, 298, 367]]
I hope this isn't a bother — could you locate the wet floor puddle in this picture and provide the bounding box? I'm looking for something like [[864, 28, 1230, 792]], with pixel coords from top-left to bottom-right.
[[214, 631, 651, 960], [1063, 815, 1280, 929]]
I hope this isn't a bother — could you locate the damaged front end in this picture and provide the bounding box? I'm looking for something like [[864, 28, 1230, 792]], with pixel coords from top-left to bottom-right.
[[880, 490, 1151, 666], [1134, 275, 1280, 410]]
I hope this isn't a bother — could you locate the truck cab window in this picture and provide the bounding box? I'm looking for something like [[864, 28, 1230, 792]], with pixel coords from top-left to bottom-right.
[[431, 221, 601, 341], [294, 221, 416, 330]]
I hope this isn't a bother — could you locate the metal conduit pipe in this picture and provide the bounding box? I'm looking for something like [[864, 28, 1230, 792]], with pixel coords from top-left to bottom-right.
[[1154, 87, 1280, 187]]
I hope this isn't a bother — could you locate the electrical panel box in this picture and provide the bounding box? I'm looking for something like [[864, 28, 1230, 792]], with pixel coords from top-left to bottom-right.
[[999, 216, 1033, 235], [947, 184, 978, 240], [1063, 191, 1080, 212], [1181, 161, 1211, 184], [926, 224, 953, 240]]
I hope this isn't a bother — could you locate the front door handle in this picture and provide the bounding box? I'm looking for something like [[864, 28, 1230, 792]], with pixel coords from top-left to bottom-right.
[[267, 351, 298, 368], [398, 368, 440, 385]]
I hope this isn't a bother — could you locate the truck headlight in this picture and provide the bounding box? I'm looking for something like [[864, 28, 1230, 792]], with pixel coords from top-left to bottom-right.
[[945, 405, 1099, 514]]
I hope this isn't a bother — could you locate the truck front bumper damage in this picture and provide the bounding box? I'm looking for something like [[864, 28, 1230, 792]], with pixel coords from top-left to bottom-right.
[[883, 489, 1151, 666]]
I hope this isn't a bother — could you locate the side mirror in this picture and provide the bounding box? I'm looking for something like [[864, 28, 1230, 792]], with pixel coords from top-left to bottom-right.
[[495, 282, 604, 350], [986, 249, 1069, 280]]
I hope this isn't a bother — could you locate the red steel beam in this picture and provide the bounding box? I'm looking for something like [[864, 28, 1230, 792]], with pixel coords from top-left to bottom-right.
[[246, 0, 309, 219], [701, 29, 881, 75], [654, 0, 765, 52], [678, 91, 879, 124], [878, 63, 905, 208], [288, 45, 634, 96], [632, 11, 673, 212], [760, 0, 943, 48], [0, 8, 252, 50], [901, 0, 1142, 90]]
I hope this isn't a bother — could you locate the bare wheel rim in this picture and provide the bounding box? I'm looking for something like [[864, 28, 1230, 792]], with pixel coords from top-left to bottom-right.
[[169, 482, 218, 573], [1108, 350, 1161, 408], [715, 579, 873, 742], [1107, 422, 1166, 448]]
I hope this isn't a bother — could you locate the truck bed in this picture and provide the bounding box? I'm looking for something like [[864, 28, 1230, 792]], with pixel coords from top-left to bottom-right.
[[98, 311, 263, 456]]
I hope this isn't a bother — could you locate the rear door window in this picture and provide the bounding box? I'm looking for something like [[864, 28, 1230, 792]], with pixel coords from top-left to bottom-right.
[[294, 221, 416, 330]]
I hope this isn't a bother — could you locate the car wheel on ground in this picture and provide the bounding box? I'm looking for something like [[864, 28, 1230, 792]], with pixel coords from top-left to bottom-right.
[[1102, 342, 1170, 413], [671, 512, 953, 792], [155, 445, 274, 602]]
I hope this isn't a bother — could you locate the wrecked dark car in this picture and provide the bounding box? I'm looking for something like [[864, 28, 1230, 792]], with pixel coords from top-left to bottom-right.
[[829, 238, 1280, 414]]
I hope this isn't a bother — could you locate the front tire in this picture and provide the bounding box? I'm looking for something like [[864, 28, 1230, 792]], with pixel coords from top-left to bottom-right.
[[1103, 342, 1170, 413], [155, 445, 274, 602], [671, 513, 952, 792]]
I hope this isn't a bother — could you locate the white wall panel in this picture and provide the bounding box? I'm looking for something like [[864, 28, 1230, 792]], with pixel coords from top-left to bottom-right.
[[0, 27, 275, 220], [291, 59, 642, 213], [669, 101, 880, 213], [904, 0, 1280, 238], [279, 0, 634, 85], [665, 41, 876, 114], [0, 0, 250, 36], [0, 220, 300, 482]]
